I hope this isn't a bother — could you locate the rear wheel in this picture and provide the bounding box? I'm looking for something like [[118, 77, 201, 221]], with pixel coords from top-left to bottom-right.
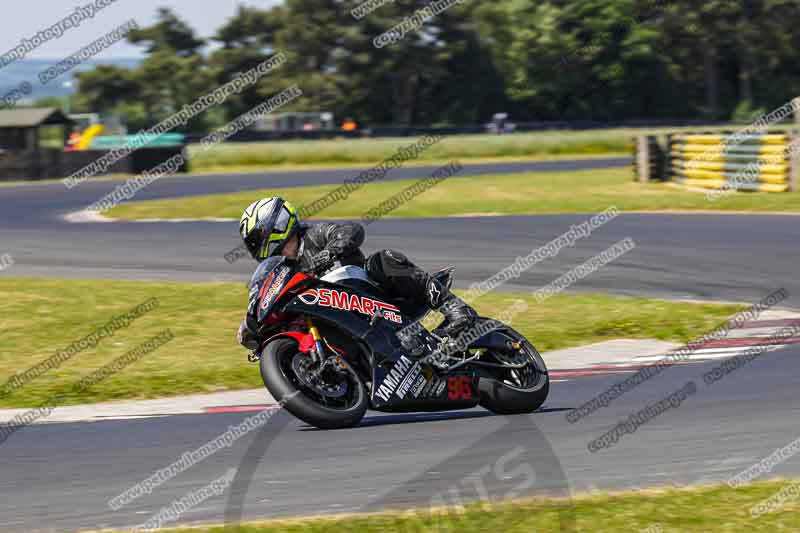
[[260, 338, 368, 429], [477, 328, 549, 415]]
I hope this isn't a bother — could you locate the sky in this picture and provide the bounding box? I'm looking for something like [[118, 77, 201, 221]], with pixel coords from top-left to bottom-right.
[[0, 0, 282, 60]]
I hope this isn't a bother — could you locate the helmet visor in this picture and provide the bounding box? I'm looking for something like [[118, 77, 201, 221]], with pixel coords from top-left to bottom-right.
[[266, 238, 285, 257], [273, 207, 290, 233]]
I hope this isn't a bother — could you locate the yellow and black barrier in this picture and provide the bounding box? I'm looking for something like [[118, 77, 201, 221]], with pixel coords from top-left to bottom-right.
[[666, 132, 799, 192]]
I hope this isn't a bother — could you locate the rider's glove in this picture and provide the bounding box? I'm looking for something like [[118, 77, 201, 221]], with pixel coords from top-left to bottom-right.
[[305, 250, 335, 276], [325, 240, 347, 258]]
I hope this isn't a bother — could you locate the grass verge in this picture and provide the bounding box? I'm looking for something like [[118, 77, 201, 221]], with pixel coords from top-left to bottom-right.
[[0, 277, 742, 408], [103, 480, 800, 532], [107, 167, 800, 221], [186, 130, 635, 170], [184, 125, 783, 171], [183, 153, 629, 176]]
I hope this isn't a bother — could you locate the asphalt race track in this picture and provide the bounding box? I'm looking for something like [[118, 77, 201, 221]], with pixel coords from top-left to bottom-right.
[[0, 157, 630, 229], [2, 157, 800, 531], [3, 350, 800, 532], [0, 157, 798, 305]]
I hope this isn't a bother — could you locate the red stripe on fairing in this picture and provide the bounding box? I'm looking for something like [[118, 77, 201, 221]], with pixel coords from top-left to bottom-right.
[[264, 331, 314, 352], [276, 272, 310, 303]]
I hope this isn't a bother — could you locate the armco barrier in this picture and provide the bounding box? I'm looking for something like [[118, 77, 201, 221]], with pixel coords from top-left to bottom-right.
[[666, 132, 799, 192]]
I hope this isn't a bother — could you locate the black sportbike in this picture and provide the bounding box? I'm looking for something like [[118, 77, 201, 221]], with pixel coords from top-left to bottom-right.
[[248, 256, 549, 429]]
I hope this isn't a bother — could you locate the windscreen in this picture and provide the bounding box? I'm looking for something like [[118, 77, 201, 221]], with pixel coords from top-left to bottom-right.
[[246, 257, 297, 322]]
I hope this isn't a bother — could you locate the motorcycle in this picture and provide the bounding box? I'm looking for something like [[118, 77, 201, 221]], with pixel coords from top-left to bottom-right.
[[248, 256, 549, 429]]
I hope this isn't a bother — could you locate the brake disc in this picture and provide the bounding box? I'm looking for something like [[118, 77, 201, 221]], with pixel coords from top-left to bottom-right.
[[291, 354, 348, 398], [490, 342, 536, 387]]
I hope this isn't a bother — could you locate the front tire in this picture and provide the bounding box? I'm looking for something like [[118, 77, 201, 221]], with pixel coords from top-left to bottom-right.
[[260, 338, 368, 429]]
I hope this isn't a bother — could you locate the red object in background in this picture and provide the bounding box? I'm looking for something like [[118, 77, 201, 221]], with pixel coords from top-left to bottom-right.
[[65, 132, 81, 151]]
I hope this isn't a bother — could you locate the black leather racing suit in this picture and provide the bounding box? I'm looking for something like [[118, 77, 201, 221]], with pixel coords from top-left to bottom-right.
[[296, 222, 367, 272], [237, 221, 475, 349]]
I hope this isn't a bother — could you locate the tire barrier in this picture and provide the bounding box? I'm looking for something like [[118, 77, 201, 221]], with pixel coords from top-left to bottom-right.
[[666, 132, 799, 192], [633, 135, 666, 182]]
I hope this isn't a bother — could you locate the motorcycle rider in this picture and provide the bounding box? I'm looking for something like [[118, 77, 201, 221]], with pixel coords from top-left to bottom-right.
[[236, 196, 478, 351]]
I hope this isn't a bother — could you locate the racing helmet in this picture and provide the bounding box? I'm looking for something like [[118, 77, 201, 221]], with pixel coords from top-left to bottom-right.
[[239, 197, 300, 261]]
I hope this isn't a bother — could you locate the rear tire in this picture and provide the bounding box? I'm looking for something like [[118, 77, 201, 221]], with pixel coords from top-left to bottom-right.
[[478, 330, 550, 415], [479, 377, 549, 415], [260, 338, 368, 429]]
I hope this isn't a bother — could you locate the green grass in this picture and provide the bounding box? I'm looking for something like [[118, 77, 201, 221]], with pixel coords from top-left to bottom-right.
[[0, 278, 742, 408], [107, 167, 800, 221], [185, 125, 788, 171], [103, 480, 800, 532], [186, 130, 633, 171], [185, 152, 629, 176]]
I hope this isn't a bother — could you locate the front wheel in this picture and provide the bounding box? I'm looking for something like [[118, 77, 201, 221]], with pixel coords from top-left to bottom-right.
[[260, 338, 368, 429], [477, 328, 550, 415]]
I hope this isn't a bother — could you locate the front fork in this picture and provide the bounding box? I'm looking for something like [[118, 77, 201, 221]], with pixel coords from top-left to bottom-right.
[[305, 316, 326, 363], [248, 316, 339, 370]]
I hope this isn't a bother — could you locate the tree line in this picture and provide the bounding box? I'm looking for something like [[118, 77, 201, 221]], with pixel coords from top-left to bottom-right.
[[66, 0, 800, 132]]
